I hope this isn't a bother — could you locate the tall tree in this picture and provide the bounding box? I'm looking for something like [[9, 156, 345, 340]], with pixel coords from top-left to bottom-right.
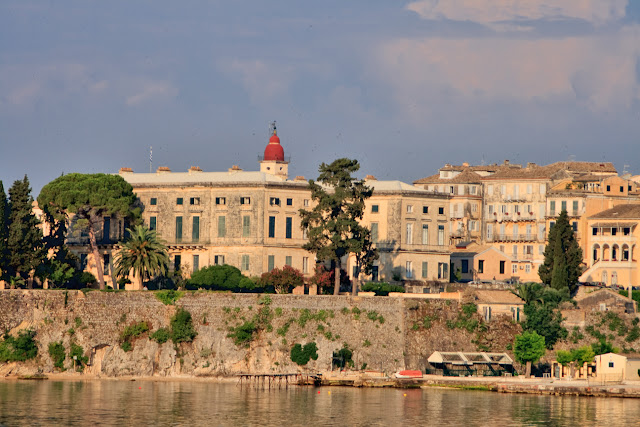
[[114, 225, 169, 290], [299, 158, 378, 295], [7, 176, 46, 285], [538, 210, 583, 294], [38, 173, 140, 289], [0, 181, 9, 280], [514, 331, 546, 378]]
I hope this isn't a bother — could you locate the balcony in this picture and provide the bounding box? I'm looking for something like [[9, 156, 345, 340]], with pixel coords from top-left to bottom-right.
[[486, 234, 537, 243]]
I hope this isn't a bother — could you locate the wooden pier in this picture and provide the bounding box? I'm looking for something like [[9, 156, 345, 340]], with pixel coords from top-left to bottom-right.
[[236, 373, 321, 389]]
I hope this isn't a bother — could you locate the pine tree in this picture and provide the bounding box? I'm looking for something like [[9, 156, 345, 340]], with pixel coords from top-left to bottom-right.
[[538, 210, 583, 294], [0, 181, 9, 280], [299, 158, 378, 295], [7, 176, 45, 284]]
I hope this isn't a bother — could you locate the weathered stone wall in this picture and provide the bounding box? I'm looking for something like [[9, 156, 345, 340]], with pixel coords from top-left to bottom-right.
[[0, 290, 519, 378]]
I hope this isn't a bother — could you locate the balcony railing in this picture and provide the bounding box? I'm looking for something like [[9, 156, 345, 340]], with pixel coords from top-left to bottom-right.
[[486, 234, 537, 242]]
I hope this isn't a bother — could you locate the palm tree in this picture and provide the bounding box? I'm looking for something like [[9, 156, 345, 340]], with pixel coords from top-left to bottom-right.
[[114, 225, 169, 290]]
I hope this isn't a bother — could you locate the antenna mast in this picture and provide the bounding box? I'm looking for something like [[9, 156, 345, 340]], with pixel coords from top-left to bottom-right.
[[150, 146, 153, 173]]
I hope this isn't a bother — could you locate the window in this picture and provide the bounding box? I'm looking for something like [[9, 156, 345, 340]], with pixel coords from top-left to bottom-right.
[[268, 216, 275, 238], [512, 264, 518, 274], [422, 224, 429, 245], [539, 245, 545, 255], [422, 262, 428, 278], [192, 216, 200, 242], [174, 254, 181, 271], [527, 184, 532, 194], [285, 217, 292, 239], [472, 204, 478, 212], [550, 201, 556, 215], [190, 197, 200, 205], [149, 216, 156, 231], [609, 362, 614, 368], [438, 207, 444, 215], [371, 266, 379, 282], [150, 197, 157, 206], [286, 198, 293, 206], [620, 186, 624, 192], [487, 185, 493, 195], [501, 185, 506, 195], [423, 206, 429, 214], [550, 221, 555, 229], [303, 199, 310, 207], [268, 255, 275, 272], [371, 223, 379, 243], [488, 205, 494, 215], [302, 228, 308, 240], [539, 184, 546, 194], [371, 205, 379, 213], [449, 186, 455, 194], [103, 254, 110, 275], [193, 255, 199, 272], [214, 255, 225, 265], [478, 260, 484, 274], [487, 224, 493, 240], [270, 197, 280, 206], [572, 222, 578, 232], [438, 225, 445, 246], [217, 216, 226, 237], [406, 223, 413, 244], [499, 261, 505, 274], [561, 201, 567, 212], [406, 261, 413, 278], [624, 227, 631, 236], [592, 227, 598, 236], [470, 185, 477, 195], [606, 185, 611, 192], [407, 205, 413, 213], [285, 256, 292, 266], [572, 200, 578, 214], [176, 197, 183, 205], [302, 257, 309, 274], [539, 224, 545, 240], [612, 227, 617, 236], [241, 255, 250, 271], [438, 262, 448, 280], [243, 216, 251, 237], [501, 205, 507, 213], [461, 259, 469, 274], [525, 264, 531, 273], [216, 197, 226, 205], [175, 216, 183, 241], [240, 197, 251, 205]]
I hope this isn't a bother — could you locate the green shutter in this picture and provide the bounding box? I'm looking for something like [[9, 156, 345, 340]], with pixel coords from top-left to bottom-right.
[[268, 255, 274, 272], [243, 216, 251, 237], [269, 216, 275, 238], [192, 216, 199, 242], [422, 261, 428, 278], [286, 217, 292, 239], [175, 216, 183, 241], [218, 216, 226, 237]]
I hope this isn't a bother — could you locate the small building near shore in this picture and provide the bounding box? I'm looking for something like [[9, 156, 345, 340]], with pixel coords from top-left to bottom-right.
[[594, 353, 640, 382], [427, 351, 514, 377]]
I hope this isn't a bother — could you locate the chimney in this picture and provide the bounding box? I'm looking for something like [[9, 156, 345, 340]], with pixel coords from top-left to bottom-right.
[[156, 166, 171, 173], [527, 162, 537, 168], [294, 176, 306, 181], [365, 174, 377, 181], [188, 166, 202, 174], [119, 167, 133, 174], [504, 160, 510, 165], [462, 162, 469, 167], [228, 165, 243, 173]]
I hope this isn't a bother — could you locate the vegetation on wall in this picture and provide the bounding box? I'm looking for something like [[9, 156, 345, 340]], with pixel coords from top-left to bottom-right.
[[170, 308, 197, 344], [290, 342, 319, 366], [0, 330, 38, 362], [48, 341, 66, 369], [155, 289, 184, 305], [120, 321, 150, 351]]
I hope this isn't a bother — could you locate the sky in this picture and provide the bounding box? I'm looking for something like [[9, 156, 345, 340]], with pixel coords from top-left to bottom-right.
[[1, 0, 640, 196]]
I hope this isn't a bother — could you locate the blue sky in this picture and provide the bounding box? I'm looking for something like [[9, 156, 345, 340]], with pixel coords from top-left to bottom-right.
[[1, 1, 639, 195]]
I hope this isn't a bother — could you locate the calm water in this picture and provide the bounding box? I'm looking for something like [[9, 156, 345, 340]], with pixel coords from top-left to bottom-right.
[[0, 380, 639, 426]]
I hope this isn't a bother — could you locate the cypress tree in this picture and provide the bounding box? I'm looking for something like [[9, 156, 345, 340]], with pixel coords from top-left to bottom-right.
[[7, 176, 45, 283], [538, 210, 582, 294], [0, 181, 9, 279]]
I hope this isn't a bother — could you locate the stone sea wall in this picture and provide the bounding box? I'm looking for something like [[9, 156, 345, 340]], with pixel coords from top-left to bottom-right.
[[0, 290, 519, 378]]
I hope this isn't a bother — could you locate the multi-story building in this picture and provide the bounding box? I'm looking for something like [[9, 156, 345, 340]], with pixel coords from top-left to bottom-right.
[[66, 127, 453, 289], [579, 204, 640, 289], [349, 177, 451, 283]]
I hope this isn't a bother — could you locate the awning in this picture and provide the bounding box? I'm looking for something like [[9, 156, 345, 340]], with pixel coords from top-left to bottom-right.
[[428, 351, 513, 366]]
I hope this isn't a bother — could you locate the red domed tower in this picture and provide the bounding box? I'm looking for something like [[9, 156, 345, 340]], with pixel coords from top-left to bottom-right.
[[260, 122, 289, 178]]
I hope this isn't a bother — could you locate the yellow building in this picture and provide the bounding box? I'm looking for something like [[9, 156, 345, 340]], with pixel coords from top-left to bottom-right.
[[580, 204, 640, 289]]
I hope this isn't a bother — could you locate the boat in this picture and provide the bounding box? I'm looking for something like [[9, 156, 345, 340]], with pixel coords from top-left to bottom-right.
[[394, 370, 423, 379]]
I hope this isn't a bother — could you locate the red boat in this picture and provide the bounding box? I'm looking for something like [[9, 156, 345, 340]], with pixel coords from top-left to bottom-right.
[[394, 370, 423, 378]]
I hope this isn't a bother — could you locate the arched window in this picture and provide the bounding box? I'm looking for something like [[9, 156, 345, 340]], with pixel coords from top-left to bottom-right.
[[611, 271, 618, 285]]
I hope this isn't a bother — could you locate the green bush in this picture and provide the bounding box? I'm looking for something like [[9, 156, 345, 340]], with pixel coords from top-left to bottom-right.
[[626, 326, 640, 343], [0, 330, 38, 362], [228, 321, 257, 347], [332, 344, 353, 369], [69, 342, 88, 369], [290, 342, 319, 365], [48, 341, 66, 369], [150, 328, 170, 344], [171, 308, 197, 344], [155, 290, 184, 305], [187, 265, 259, 292], [361, 282, 404, 296], [120, 321, 149, 350]]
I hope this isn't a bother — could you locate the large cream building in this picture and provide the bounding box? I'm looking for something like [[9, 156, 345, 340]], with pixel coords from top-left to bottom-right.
[[69, 127, 454, 288]]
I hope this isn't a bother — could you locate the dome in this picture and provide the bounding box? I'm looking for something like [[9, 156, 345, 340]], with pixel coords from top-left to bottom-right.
[[263, 128, 284, 161]]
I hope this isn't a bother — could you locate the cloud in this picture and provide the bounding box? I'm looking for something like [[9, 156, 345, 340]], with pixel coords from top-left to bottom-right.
[[374, 25, 640, 118], [220, 59, 294, 106], [125, 81, 178, 106], [406, 0, 628, 30]]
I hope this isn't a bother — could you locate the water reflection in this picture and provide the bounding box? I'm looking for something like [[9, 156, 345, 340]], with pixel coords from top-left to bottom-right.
[[0, 380, 638, 426]]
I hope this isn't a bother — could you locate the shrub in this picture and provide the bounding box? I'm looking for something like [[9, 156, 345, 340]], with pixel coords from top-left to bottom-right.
[[155, 290, 184, 305], [171, 309, 197, 344], [290, 342, 319, 365], [187, 265, 258, 292], [150, 327, 170, 344], [120, 321, 150, 350], [332, 344, 353, 369], [361, 282, 404, 296], [227, 321, 257, 347], [0, 330, 38, 362], [259, 266, 304, 294], [69, 342, 88, 369], [121, 341, 132, 352], [626, 326, 640, 343], [48, 341, 66, 369]]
